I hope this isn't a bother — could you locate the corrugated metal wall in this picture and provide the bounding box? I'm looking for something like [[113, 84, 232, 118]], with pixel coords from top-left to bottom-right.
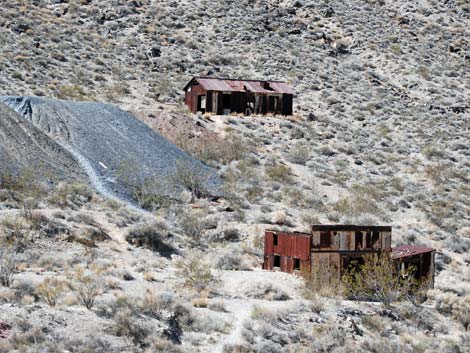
[[263, 231, 311, 273]]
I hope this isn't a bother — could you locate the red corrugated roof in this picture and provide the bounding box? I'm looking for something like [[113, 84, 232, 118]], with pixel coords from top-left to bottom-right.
[[185, 77, 294, 94], [392, 245, 434, 259]]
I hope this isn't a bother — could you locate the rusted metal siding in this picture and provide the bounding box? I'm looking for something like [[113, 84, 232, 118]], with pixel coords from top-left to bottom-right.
[[263, 231, 311, 273], [185, 82, 207, 113]]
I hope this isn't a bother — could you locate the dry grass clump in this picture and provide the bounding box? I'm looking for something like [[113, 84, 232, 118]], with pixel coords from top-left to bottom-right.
[[0, 165, 47, 219], [433, 290, 470, 330], [117, 159, 174, 211], [241, 233, 264, 257], [177, 209, 210, 241], [171, 128, 250, 166], [171, 160, 209, 200], [113, 306, 151, 346], [149, 339, 185, 353], [286, 143, 311, 165], [330, 195, 381, 220], [265, 163, 293, 183], [245, 282, 290, 301], [302, 266, 342, 298], [140, 289, 174, 319], [49, 182, 94, 209], [214, 250, 252, 271]]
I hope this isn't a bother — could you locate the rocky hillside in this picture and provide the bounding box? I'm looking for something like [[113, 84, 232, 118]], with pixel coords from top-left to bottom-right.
[[0, 0, 468, 111]]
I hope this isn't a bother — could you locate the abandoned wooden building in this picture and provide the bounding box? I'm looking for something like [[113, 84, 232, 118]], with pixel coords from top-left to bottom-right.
[[263, 225, 435, 287], [183, 77, 294, 116]]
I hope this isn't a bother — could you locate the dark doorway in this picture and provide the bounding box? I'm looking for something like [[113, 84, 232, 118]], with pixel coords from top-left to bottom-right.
[[320, 231, 331, 248], [294, 258, 300, 271], [222, 94, 231, 114], [355, 231, 363, 250], [197, 95, 206, 113], [268, 96, 278, 113], [274, 255, 281, 268]]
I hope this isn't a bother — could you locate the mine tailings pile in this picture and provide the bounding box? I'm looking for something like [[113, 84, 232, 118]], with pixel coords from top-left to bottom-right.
[[1, 96, 220, 204]]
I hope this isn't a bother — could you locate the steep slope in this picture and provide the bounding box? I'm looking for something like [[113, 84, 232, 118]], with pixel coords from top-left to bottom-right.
[[0, 101, 86, 183], [2, 96, 220, 201], [0, 0, 468, 114]]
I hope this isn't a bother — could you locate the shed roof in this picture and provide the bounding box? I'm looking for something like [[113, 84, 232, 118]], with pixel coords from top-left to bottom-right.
[[392, 245, 435, 259], [266, 230, 310, 237], [184, 77, 294, 94], [311, 224, 392, 232]]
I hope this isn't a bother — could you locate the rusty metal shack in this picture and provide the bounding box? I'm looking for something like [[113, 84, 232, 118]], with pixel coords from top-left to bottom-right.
[[393, 245, 435, 287], [183, 77, 294, 116], [263, 225, 435, 287], [263, 225, 391, 277]]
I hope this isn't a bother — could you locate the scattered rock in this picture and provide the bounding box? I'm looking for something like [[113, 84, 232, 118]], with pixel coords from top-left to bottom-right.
[[0, 321, 11, 339]]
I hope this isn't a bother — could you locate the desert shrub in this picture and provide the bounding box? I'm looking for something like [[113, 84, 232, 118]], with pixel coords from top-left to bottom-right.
[[302, 265, 342, 298], [171, 127, 249, 165], [265, 164, 292, 183], [174, 302, 230, 334], [241, 234, 264, 257], [214, 251, 252, 271], [300, 212, 320, 228], [139, 289, 174, 319], [114, 307, 150, 346], [49, 182, 93, 209], [0, 250, 17, 287], [175, 251, 217, 293], [148, 339, 185, 353], [0, 165, 47, 219], [117, 160, 172, 211], [422, 145, 446, 159], [342, 255, 416, 308], [12, 278, 36, 302], [208, 300, 227, 312], [245, 283, 290, 301], [0, 217, 31, 250], [36, 276, 67, 306], [330, 195, 381, 219], [361, 315, 387, 333], [286, 144, 311, 165], [72, 266, 103, 309], [270, 210, 292, 226], [436, 293, 470, 330], [178, 210, 208, 241], [171, 160, 208, 199], [126, 223, 175, 257]]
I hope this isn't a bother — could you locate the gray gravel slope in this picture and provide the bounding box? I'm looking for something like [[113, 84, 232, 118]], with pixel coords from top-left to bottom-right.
[[2, 96, 220, 200], [0, 101, 86, 183]]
